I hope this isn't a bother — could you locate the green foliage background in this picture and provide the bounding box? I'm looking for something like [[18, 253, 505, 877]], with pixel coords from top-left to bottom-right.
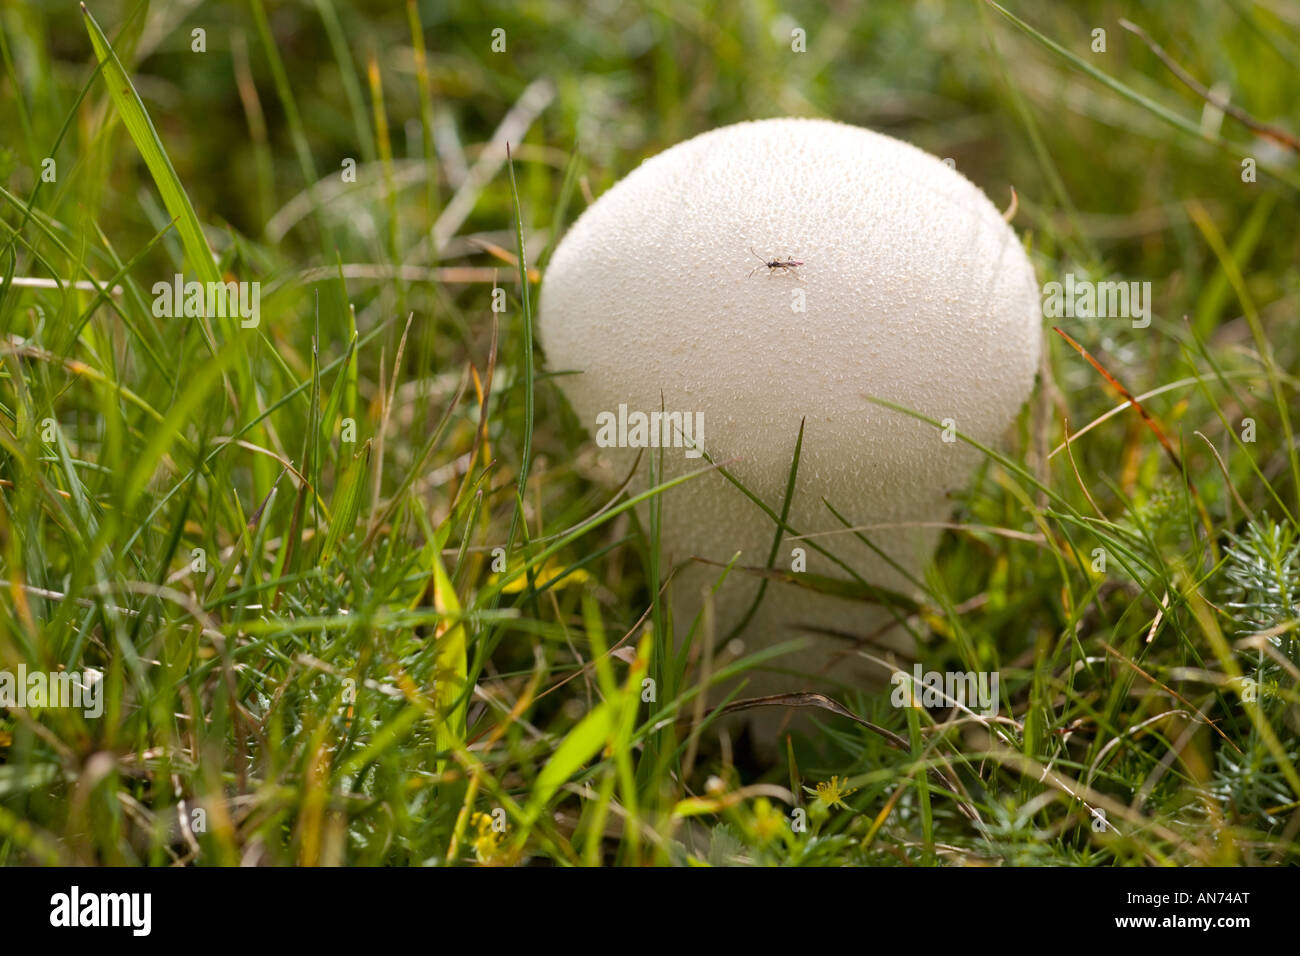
[[0, 0, 1297, 865]]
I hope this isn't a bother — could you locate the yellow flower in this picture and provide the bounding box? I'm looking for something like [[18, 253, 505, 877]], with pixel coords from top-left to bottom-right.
[[751, 798, 783, 844], [803, 775, 858, 811], [497, 558, 590, 594], [469, 811, 511, 865]]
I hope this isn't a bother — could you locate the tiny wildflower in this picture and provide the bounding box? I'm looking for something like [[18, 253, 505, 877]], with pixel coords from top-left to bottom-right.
[[469, 811, 511, 865], [804, 775, 858, 811], [751, 798, 783, 844], [497, 558, 590, 594]]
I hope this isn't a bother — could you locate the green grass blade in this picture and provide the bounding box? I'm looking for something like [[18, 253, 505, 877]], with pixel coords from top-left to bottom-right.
[[80, 5, 220, 291]]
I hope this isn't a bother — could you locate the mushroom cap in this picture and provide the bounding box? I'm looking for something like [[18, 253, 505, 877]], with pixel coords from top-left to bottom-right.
[[539, 118, 1040, 701]]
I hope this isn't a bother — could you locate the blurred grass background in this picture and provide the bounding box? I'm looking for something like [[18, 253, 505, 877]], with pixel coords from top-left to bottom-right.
[[0, 0, 1297, 865]]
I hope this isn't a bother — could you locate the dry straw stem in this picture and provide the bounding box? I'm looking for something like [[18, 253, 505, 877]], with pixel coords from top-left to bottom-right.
[[1118, 18, 1300, 155]]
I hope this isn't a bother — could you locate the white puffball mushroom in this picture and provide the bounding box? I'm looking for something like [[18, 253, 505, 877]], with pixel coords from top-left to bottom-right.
[[539, 118, 1041, 732]]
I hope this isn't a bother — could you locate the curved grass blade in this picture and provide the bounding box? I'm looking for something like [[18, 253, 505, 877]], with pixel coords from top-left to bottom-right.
[[80, 4, 220, 294]]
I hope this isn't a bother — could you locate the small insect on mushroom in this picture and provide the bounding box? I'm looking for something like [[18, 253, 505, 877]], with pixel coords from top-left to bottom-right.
[[748, 247, 805, 280]]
